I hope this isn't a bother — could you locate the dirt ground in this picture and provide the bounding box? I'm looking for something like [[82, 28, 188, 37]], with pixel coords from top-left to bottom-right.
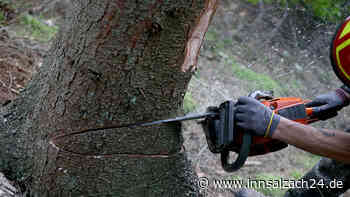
[[183, 1, 350, 197], [0, 0, 59, 105], [1, 0, 350, 197]]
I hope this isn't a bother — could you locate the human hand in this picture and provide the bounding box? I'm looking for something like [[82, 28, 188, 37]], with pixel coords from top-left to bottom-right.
[[305, 89, 349, 120], [235, 96, 280, 137]]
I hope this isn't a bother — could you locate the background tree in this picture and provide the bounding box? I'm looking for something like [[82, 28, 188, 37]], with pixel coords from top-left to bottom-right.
[[0, 0, 218, 196]]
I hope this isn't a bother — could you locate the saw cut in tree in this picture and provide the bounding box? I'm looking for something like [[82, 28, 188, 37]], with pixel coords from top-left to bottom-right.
[[0, 0, 218, 196]]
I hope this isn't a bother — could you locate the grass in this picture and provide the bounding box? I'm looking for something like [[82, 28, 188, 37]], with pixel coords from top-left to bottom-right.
[[183, 92, 197, 114], [230, 59, 283, 95], [245, 0, 348, 21], [205, 30, 233, 53], [294, 152, 321, 170], [0, 11, 4, 23], [205, 31, 217, 42], [246, 0, 274, 4], [289, 79, 301, 90], [252, 173, 287, 197], [214, 51, 284, 95], [289, 169, 304, 179], [0, 0, 12, 6], [19, 14, 57, 42], [302, 153, 321, 169]]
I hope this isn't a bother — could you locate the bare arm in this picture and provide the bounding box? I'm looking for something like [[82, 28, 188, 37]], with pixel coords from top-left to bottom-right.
[[272, 117, 350, 164]]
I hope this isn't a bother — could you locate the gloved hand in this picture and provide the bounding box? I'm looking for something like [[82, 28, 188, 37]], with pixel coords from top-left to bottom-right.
[[235, 96, 280, 137], [305, 88, 350, 120]]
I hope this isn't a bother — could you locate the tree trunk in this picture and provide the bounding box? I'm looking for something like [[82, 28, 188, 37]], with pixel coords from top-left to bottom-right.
[[0, 0, 218, 196]]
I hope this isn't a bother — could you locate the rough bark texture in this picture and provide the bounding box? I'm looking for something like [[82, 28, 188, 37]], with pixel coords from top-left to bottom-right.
[[0, 0, 218, 196]]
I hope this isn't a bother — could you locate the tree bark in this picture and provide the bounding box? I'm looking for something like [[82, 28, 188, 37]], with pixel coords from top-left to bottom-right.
[[0, 0, 218, 196]]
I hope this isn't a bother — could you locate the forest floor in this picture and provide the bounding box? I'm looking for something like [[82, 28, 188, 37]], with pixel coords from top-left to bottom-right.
[[0, 0, 349, 197], [183, 1, 350, 197]]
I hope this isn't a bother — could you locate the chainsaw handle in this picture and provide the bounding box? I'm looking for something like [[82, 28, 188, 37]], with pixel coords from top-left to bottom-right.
[[305, 107, 313, 116], [221, 104, 315, 172], [304, 107, 322, 123], [219, 98, 320, 172], [221, 132, 252, 172], [307, 107, 338, 120], [305, 105, 338, 121], [304, 101, 336, 121]]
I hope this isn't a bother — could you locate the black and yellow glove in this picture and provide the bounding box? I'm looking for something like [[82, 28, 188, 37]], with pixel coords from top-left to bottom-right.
[[235, 96, 280, 138], [305, 87, 350, 120]]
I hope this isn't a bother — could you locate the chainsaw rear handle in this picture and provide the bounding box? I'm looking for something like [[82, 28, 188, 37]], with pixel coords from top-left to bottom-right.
[[221, 132, 252, 172]]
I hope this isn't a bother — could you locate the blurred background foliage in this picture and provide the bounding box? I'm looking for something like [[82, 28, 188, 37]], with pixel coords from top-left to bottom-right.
[[246, 0, 350, 21]]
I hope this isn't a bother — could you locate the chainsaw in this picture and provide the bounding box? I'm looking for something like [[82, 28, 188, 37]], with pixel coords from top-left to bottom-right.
[[52, 91, 320, 172], [200, 90, 318, 172], [135, 90, 319, 172]]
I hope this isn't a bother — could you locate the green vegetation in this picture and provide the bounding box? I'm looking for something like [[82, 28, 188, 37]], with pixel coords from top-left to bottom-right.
[[246, 0, 273, 4], [0, 0, 11, 4], [296, 153, 321, 169], [183, 92, 197, 113], [0, 11, 4, 23], [290, 169, 303, 179], [231, 62, 280, 90], [19, 14, 57, 42], [289, 79, 301, 90], [216, 51, 284, 95], [205, 30, 232, 52], [303, 154, 321, 169], [245, 0, 349, 21], [205, 31, 217, 42], [301, 0, 348, 21], [230, 59, 283, 94], [252, 173, 287, 197]]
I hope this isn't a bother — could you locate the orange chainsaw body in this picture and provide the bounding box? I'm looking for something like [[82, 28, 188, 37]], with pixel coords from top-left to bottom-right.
[[234, 97, 314, 156]]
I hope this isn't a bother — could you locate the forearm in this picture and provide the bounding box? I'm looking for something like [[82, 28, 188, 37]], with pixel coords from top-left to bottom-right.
[[272, 117, 350, 164]]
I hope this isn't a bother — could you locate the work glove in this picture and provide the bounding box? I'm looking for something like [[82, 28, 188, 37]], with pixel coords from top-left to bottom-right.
[[235, 96, 280, 137], [305, 88, 350, 120]]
